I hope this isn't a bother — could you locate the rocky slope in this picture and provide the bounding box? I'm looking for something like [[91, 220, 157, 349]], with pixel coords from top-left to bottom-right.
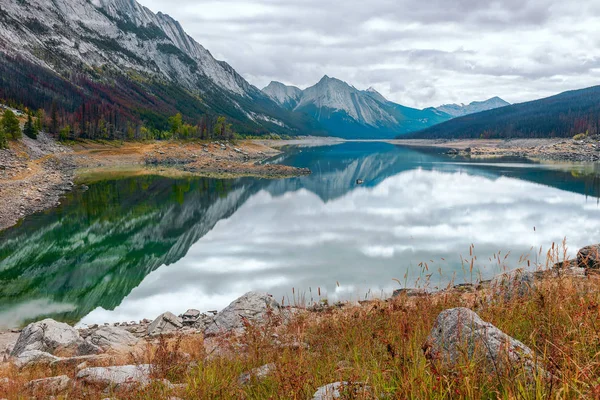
[[0, 0, 317, 136]]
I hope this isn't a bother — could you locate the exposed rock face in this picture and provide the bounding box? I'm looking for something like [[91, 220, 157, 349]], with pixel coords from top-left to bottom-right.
[[25, 375, 71, 395], [83, 326, 139, 351], [490, 269, 535, 301], [11, 319, 82, 356], [578, 244, 600, 269], [204, 292, 281, 336], [423, 308, 540, 376], [14, 350, 61, 368], [76, 364, 152, 389], [237, 363, 276, 385], [147, 312, 183, 336]]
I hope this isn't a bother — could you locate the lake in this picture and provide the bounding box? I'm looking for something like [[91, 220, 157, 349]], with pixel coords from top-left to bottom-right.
[[1, 141, 600, 329]]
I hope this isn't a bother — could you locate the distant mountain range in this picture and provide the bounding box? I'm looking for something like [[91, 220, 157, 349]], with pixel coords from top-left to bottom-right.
[[435, 97, 510, 117], [408, 86, 600, 139], [263, 77, 509, 138]]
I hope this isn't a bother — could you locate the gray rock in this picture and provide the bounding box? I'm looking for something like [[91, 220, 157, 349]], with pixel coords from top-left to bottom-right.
[[26, 375, 71, 394], [14, 350, 61, 368], [238, 363, 276, 385], [578, 244, 600, 269], [83, 326, 139, 352], [423, 308, 540, 376], [490, 269, 535, 301], [312, 382, 371, 400], [205, 292, 281, 336], [181, 309, 201, 325], [76, 364, 152, 389], [147, 312, 183, 336], [11, 319, 82, 356]]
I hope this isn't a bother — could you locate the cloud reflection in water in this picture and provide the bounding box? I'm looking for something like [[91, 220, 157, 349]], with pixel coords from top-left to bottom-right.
[[81, 168, 600, 325]]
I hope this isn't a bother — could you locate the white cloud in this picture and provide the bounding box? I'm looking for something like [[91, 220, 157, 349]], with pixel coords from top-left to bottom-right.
[[138, 0, 600, 108]]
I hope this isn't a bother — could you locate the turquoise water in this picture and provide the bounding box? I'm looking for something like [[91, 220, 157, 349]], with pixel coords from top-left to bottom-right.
[[1, 142, 600, 328]]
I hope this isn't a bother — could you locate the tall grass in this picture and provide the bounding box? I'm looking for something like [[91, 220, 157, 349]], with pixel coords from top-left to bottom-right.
[[1, 246, 599, 399]]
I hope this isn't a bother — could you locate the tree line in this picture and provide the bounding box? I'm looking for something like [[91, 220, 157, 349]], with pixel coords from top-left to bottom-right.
[[0, 105, 235, 149]]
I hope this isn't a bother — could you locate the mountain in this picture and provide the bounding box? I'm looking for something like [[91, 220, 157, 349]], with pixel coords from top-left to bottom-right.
[[262, 76, 452, 139], [0, 0, 321, 137], [262, 81, 303, 110], [408, 86, 600, 139], [436, 97, 510, 117]]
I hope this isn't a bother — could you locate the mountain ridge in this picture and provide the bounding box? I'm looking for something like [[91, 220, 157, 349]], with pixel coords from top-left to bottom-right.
[[407, 85, 600, 139], [262, 77, 510, 138], [0, 0, 322, 137]]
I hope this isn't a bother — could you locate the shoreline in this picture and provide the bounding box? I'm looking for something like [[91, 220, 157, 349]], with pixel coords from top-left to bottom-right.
[[0, 137, 311, 232], [388, 136, 600, 162]]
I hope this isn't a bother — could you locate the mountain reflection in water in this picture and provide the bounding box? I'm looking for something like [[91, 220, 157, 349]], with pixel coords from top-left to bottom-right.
[[1, 142, 599, 328]]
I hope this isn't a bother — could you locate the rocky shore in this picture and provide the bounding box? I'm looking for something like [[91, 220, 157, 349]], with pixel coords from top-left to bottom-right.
[[0, 133, 75, 231], [0, 137, 310, 232], [392, 135, 600, 162]]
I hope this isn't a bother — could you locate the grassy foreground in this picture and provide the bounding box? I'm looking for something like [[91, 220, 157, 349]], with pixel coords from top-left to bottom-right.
[[1, 264, 600, 399]]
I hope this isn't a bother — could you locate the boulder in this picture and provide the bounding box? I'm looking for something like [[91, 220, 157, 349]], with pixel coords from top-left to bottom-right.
[[83, 326, 139, 352], [11, 319, 82, 356], [311, 382, 371, 400], [237, 363, 276, 385], [577, 244, 600, 269], [76, 364, 152, 389], [181, 309, 201, 325], [25, 375, 71, 395], [205, 292, 281, 336], [14, 350, 61, 368], [423, 308, 540, 376], [490, 269, 535, 302], [147, 312, 183, 336]]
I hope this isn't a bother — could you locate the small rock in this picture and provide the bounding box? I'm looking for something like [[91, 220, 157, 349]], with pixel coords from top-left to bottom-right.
[[312, 382, 371, 400], [147, 312, 183, 336], [26, 375, 71, 395], [490, 269, 535, 301], [181, 309, 201, 325], [578, 244, 600, 269], [83, 326, 139, 352], [76, 364, 152, 389], [14, 350, 61, 368], [238, 363, 276, 385]]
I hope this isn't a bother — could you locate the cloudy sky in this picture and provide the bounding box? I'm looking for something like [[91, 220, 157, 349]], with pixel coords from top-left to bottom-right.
[[137, 0, 600, 108]]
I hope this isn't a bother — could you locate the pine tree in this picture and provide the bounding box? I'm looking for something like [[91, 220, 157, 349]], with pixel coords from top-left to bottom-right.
[[0, 126, 7, 149], [50, 102, 58, 134], [2, 109, 21, 139], [23, 114, 37, 139]]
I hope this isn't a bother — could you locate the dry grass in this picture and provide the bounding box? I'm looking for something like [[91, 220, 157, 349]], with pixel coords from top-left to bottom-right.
[[2, 262, 600, 398]]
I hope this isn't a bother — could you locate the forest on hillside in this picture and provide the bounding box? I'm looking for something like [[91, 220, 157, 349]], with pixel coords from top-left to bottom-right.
[[0, 54, 294, 143], [408, 86, 600, 139]]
